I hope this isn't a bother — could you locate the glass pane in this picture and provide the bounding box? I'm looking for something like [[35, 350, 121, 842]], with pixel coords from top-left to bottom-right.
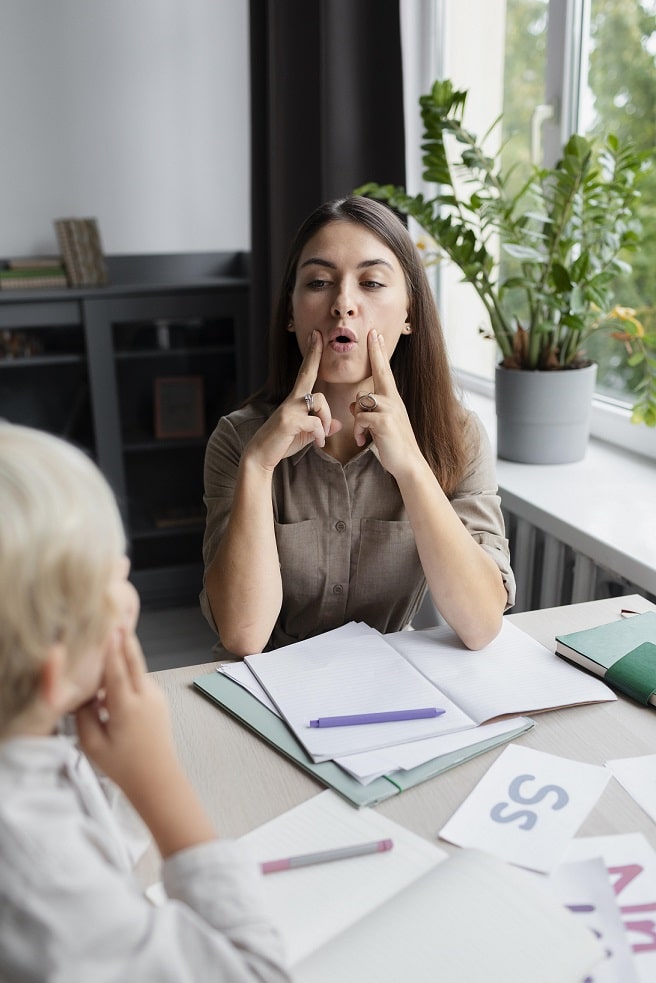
[[579, 0, 656, 402], [500, 0, 549, 181], [498, 0, 549, 341]]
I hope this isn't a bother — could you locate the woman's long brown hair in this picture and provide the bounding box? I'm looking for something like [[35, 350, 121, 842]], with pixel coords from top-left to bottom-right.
[[247, 195, 471, 496]]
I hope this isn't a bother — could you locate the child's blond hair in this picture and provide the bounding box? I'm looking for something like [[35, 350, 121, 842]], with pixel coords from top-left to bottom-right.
[[0, 424, 126, 731]]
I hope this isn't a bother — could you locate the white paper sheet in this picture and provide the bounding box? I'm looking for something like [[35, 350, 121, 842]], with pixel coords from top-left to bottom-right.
[[292, 847, 603, 983], [439, 743, 611, 872], [564, 832, 656, 983], [217, 660, 281, 715], [548, 858, 639, 982], [334, 716, 534, 783], [238, 790, 447, 965], [606, 755, 656, 825]]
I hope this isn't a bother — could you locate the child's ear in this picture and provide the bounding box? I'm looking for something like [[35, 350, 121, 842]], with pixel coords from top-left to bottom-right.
[[39, 643, 71, 714]]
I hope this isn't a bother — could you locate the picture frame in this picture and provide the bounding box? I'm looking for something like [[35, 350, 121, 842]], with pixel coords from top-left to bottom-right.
[[154, 375, 205, 439]]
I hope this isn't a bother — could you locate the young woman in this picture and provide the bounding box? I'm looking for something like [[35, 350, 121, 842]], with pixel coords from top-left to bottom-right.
[[201, 196, 515, 657]]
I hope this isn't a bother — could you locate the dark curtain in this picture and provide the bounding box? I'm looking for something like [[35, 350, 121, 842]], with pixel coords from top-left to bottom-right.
[[248, 0, 406, 392]]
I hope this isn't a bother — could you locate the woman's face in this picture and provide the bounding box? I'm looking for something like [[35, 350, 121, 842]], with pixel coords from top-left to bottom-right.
[[289, 220, 411, 387]]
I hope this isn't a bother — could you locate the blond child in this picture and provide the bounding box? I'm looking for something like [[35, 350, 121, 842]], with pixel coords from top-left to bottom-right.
[[0, 423, 290, 982]]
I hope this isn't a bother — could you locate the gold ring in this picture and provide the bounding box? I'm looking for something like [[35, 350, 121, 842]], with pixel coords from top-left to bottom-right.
[[303, 392, 314, 413], [357, 392, 377, 411]]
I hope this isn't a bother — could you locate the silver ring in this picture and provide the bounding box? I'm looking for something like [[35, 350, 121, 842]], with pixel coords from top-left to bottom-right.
[[303, 392, 314, 413], [357, 392, 377, 412]]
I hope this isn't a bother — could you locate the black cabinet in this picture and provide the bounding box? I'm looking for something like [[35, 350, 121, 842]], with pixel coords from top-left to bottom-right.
[[0, 252, 249, 607]]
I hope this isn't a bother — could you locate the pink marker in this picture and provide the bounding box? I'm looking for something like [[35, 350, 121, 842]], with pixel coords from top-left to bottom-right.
[[260, 838, 393, 874]]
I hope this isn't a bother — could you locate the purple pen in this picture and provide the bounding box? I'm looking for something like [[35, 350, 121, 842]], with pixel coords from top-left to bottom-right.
[[309, 707, 445, 728]]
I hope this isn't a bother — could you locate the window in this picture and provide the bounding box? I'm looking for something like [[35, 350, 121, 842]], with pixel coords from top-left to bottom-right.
[[401, 0, 656, 457]]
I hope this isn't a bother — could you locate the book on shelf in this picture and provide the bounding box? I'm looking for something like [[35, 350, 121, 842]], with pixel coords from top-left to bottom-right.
[[0, 263, 68, 290], [555, 611, 656, 706], [235, 791, 604, 983], [5, 255, 63, 270], [54, 217, 108, 287]]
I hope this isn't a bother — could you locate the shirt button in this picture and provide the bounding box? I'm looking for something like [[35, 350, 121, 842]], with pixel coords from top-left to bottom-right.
[[332, 584, 344, 595], [335, 520, 346, 532]]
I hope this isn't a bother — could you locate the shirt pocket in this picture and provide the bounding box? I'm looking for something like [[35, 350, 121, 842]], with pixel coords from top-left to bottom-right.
[[354, 518, 422, 599], [275, 518, 322, 604]]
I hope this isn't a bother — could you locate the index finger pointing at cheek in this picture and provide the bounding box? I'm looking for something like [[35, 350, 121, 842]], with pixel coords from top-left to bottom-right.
[[293, 329, 323, 396], [368, 329, 395, 396]]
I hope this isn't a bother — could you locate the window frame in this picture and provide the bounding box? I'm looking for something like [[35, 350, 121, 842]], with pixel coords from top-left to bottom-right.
[[400, 0, 656, 461]]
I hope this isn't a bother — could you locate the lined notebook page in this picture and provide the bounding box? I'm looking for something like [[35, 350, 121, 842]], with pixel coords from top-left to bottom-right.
[[387, 618, 616, 723], [245, 626, 475, 761]]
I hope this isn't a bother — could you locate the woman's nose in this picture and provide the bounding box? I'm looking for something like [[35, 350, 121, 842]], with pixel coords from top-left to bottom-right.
[[332, 292, 355, 318]]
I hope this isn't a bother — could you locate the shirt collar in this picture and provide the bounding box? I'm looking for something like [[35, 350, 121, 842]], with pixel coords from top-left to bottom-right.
[[290, 440, 380, 466]]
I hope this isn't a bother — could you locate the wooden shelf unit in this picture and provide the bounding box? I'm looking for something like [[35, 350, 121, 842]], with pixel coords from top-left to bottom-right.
[[0, 251, 249, 607]]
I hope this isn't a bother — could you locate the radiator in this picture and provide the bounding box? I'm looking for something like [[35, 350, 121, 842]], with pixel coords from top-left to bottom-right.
[[412, 509, 654, 630], [502, 509, 655, 614]]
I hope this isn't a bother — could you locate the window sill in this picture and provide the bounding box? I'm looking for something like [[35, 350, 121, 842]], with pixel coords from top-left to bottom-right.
[[459, 380, 656, 598]]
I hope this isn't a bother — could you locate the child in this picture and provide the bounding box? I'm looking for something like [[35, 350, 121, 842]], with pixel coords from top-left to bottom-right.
[[0, 423, 290, 982]]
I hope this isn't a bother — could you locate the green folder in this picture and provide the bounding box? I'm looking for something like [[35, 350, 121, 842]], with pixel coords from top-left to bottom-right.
[[193, 672, 535, 808]]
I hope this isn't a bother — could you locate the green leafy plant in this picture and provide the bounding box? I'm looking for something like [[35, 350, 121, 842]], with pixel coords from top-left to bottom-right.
[[356, 78, 656, 426]]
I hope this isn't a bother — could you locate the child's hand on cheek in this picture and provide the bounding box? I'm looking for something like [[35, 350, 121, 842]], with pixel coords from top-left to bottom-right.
[[75, 626, 175, 799]]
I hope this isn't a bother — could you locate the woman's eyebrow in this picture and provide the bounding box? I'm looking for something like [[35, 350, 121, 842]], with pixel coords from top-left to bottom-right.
[[299, 257, 394, 271]]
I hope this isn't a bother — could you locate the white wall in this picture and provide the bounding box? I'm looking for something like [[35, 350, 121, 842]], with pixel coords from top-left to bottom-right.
[[0, 0, 250, 257]]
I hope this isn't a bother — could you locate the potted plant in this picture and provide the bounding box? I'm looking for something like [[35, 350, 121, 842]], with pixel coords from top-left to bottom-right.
[[356, 78, 656, 463]]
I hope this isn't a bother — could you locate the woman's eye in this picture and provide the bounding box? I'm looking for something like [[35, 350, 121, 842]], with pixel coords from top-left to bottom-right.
[[362, 279, 384, 289], [307, 278, 330, 289]]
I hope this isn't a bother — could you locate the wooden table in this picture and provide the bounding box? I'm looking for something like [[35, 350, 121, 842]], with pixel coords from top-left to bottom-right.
[[152, 594, 656, 851]]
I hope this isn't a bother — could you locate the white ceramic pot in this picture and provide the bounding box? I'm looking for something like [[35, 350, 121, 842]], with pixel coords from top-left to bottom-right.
[[495, 363, 598, 464]]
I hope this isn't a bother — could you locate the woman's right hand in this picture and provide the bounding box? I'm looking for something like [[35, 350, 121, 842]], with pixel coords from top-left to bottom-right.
[[244, 330, 341, 471]]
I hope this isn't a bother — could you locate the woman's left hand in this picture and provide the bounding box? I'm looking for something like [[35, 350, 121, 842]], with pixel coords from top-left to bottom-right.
[[351, 329, 421, 478]]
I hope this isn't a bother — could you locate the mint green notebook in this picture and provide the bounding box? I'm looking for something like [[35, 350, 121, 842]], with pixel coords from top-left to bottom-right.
[[556, 611, 656, 706], [193, 672, 534, 808]]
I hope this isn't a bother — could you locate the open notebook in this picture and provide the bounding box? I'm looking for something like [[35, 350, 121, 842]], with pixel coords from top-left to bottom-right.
[[241, 619, 615, 762], [238, 791, 604, 983]]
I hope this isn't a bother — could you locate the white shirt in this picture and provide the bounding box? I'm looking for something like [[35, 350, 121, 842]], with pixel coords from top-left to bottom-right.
[[0, 734, 290, 982]]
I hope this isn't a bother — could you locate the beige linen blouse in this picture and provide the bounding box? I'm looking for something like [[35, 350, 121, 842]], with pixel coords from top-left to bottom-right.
[[201, 403, 515, 654]]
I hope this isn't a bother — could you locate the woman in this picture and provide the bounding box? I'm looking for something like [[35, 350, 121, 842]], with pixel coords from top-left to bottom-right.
[[201, 196, 514, 656]]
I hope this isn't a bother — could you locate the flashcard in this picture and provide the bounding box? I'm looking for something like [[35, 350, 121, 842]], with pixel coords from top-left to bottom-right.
[[438, 743, 610, 872], [565, 832, 656, 983], [549, 857, 639, 982], [606, 755, 656, 825]]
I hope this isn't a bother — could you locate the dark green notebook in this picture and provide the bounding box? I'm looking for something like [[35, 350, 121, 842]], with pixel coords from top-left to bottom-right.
[[555, 611, 656, 707], [193, 671, 534, 808]]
